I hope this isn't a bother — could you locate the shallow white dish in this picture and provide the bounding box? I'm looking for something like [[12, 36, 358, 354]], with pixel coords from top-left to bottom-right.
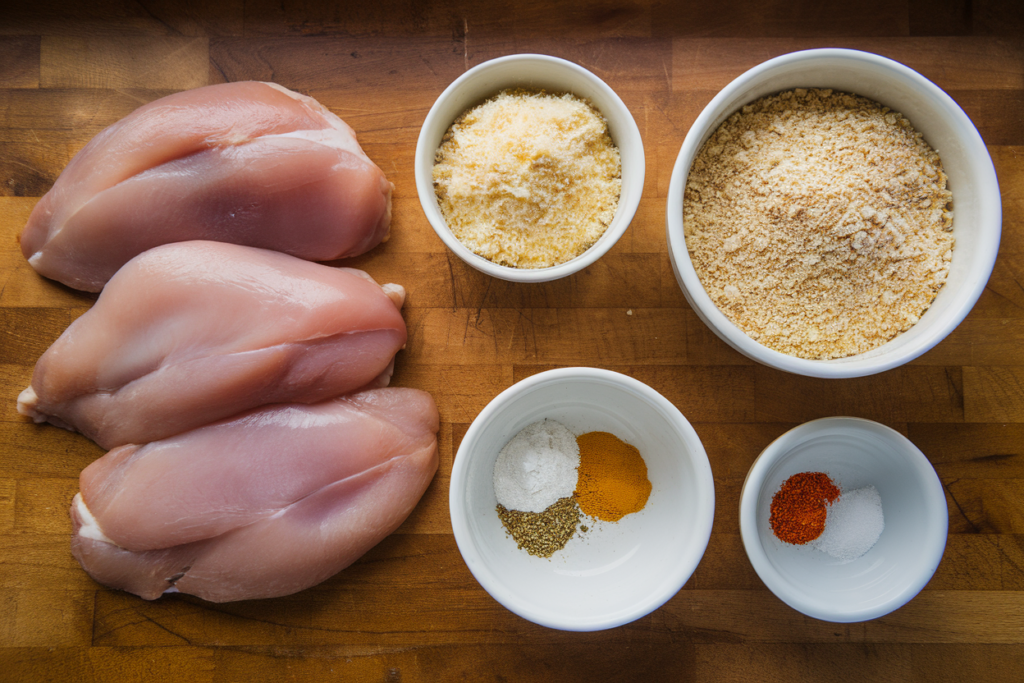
[[416, 53, 645, 283], [739, 417, 948, 623], [665, 48, 1002, 378], [449, 367, 714, 631]]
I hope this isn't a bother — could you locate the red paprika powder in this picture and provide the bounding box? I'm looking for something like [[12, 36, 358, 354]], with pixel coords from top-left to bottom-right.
[[769, 472, 840, 544]]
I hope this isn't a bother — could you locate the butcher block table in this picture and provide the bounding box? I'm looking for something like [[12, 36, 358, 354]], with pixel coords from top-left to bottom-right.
[[1, 1, 1023, 680]]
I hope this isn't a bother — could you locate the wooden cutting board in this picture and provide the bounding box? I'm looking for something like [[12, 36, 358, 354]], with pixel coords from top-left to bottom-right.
[[1, 1, 1022, 680]]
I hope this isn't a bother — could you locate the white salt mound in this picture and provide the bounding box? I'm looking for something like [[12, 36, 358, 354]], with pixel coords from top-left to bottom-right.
[[492, 419, 580, 513], [811, 485, 884, 563]]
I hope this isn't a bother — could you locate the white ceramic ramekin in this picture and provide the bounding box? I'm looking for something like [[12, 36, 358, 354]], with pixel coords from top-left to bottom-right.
[[740, 417, 948, 622], [666, 48, 1001, 378], [449, 367, 714, 631], [416, 54, 645, 282]]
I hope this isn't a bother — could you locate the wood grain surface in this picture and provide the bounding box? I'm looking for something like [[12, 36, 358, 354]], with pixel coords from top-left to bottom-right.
[[2, 1, 1023, 681]]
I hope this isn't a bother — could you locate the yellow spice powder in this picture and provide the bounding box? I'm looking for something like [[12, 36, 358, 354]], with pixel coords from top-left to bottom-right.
[[574, 431, 651, 522]]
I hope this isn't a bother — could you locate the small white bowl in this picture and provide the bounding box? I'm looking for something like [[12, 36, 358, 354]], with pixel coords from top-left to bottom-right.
[[666, 48, 1002, 378], [449, 367, 714, 631], [416, 54, 645, 282], [739, 417, 948, 623]]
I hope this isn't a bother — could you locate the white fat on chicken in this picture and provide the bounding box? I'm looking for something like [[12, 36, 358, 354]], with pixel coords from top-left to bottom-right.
[[71, 494, 114, 546]]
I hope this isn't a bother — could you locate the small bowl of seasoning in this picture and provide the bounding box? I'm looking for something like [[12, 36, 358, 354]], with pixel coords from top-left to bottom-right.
[[739, 417, 948, 623], [665, 48, 1002, 378], [416, 53, 645, 282], [449, 367, 715, 631]]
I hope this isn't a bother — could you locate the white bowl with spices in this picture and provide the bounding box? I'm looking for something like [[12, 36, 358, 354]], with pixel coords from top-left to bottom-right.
[[416, 54, 645, 282], [739, 417, 948, 622], [449, 367, 715, 631], [666, 48, 1001, 378]]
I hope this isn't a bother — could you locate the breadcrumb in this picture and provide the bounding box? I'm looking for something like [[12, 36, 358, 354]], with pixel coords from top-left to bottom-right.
[[684, 88, 954, 359]]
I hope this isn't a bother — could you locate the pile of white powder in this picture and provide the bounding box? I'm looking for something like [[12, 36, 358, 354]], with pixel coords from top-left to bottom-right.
[[811, 485, 885, 563], [492, 419, 580, 513]]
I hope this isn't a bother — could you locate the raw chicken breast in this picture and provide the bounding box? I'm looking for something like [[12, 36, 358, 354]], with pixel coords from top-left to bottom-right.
[[21, 81, 392, 292], [17, 241, 407, 449], [71, 389, 439, 602]]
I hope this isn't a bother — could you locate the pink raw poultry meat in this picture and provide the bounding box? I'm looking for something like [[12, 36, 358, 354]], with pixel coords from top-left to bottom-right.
[[17, 241, 407, 449], [70, 389, 439, 602], [20, 81, 392, 292]]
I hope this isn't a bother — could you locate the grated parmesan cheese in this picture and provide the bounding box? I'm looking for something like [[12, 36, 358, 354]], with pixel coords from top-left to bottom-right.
[[433, 90, 621, 269]]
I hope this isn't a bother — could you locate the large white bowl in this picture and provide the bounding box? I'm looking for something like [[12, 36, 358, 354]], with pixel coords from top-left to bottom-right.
[[416, 54, 645, 282], [739, 417, 948, 622], [449, 367, 714, 631], [666, 48, 1002, 378]]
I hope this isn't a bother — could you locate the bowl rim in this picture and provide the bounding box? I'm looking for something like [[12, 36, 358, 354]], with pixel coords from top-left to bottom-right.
[[448, 366, 716, 631], [738, 416, 949, 623], [415, 53, 646, 283], [665, 47, 1002, 378]]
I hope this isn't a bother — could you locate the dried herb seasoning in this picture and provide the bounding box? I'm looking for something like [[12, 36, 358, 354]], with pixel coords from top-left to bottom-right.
[[496, 496, 581, 558]]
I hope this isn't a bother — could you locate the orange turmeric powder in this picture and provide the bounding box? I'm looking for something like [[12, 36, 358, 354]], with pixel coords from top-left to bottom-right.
[[574, 431, 651, 522]]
